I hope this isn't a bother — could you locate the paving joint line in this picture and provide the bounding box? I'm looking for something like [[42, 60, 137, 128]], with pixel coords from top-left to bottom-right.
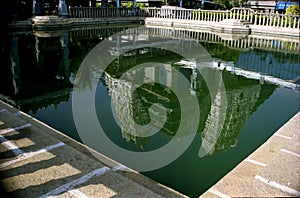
[[0, 142, 65, 169], [280, 149, 300, 158], [0, 123, 32, 135], [274, 133, 292, 140], [39, 166, 111, 198], [255, 175, 300, 196], [245, 158, 267, 167], [208, 188, 230, 198]]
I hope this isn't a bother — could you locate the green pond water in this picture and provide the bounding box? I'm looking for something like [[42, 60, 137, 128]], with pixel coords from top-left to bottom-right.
[[1, 26, 299, 197]]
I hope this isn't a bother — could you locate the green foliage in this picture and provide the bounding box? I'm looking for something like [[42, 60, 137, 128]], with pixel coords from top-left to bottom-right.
[[214, 0, 232, 9], [122, 2, 146, 9], [124, 2, 134, 8], [233, 0, 239, 7], [286, 5, 300, 15], [136, 3, 146, 9]]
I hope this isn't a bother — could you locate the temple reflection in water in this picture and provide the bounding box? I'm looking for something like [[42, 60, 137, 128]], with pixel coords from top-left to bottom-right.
[[103, 50, 275, 154]]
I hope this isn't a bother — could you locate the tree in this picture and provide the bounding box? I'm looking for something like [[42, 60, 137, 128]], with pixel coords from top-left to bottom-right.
[[286, 5, 300, 15], [214, 0, 232, 9], [233, 0, 239, 7]]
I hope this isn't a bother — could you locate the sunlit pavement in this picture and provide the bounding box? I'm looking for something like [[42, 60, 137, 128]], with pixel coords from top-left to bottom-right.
[[0, 100, 185, 198], [201, 111, 300, 197]]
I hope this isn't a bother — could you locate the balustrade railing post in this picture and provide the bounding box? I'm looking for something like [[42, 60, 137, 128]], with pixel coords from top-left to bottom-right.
[[213, 11, 215, 22], [186, 10, 188, 19], [289, 15, 292, 28], [246, 10, 249, 21], [201, 11, 203, 20], [241, 9, 243, 20], [293, 16, 296, 28], [284, 15, 288, 27], [262, 14, 266, 25], [280, 15, 284, 27], [69, 7, 72, 18]]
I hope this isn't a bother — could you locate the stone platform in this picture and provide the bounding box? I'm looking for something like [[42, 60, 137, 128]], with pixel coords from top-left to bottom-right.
[[8, 16, 144, 31]]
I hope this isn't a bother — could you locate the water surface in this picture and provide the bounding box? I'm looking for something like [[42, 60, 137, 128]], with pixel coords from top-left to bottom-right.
[[1, 26, 299, 197]]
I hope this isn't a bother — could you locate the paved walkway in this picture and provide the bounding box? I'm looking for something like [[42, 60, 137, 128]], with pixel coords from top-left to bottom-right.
[[0, 100, 185, 197], [201, 111, 300, 197]]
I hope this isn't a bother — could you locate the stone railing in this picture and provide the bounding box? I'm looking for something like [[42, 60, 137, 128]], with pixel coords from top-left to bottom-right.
[[68, 7, 300, 30], [145, 7, 300, 29], [253, 12, 300, 28], [69, 7, 145, 18], [146, 7, 254, 22]]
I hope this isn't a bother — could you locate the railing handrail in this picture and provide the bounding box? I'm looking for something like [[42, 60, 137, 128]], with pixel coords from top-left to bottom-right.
[[68, 6, 300, 30], [69, 7, 145, 18], [145, 7, 299, 29]]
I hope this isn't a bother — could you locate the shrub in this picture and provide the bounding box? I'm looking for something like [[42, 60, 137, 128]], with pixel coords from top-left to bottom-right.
[[286, 5, 300, 15]]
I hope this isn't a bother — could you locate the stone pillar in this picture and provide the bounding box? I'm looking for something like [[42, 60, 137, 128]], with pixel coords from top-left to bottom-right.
[[58, 0, 69, 17], [288, 15, 292, 28], [133, 0, 137, 16], [60, 32, 70, 83], [32, 0, 42, 16], [10, 36, 21, 95]]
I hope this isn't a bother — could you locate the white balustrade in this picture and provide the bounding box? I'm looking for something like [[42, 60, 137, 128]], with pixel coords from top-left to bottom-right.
[[69, 7, 299, 32]]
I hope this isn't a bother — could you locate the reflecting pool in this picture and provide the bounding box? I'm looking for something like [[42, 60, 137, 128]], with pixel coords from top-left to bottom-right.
[[1, 26, 299, 197]]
